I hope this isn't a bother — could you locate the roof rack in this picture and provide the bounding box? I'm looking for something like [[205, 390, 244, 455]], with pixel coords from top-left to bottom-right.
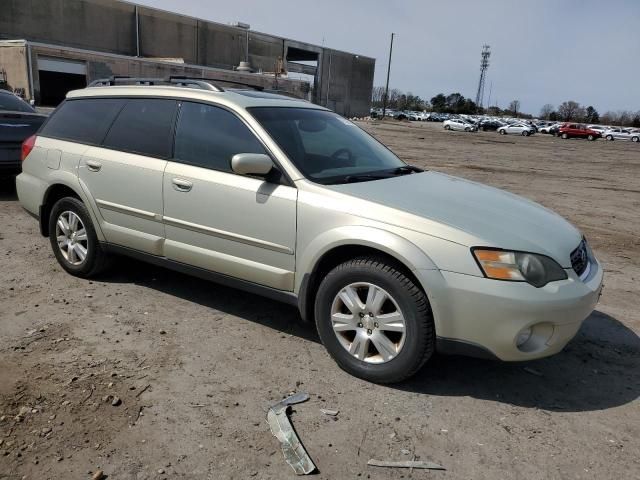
[[87, 76, 268, 92], [88, 76, 225, 92]]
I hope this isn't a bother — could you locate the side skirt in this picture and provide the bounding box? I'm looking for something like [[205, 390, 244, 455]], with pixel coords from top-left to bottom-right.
[[102, 243, 299, 308]]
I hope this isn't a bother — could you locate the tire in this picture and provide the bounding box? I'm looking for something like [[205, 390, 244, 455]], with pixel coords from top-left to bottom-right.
[[499, 129, 506, 135], [606, 135, 613, 141], [314, 257, 435, 384], [48, 196, 110, 278], [464, 127, 470, 132], [444, 125, 450, 130], [522, 131, 529, 136], [587, 134, 595, 141], [561, 133, 568, 139], [633, 136, 639, 143]]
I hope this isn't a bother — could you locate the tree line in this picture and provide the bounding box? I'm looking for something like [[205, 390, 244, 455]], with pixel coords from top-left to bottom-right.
[[371, 86, 640, 126], [539, 101, 640, 127]]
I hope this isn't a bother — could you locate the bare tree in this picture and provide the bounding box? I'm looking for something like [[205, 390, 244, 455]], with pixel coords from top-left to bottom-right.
[[539, 103, 554, 119], [508, 100, 521, 117], [558, 101, 581, 121], [371, 86, 386, 107]]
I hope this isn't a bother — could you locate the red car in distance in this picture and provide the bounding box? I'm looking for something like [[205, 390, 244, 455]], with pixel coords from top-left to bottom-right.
[[558, 123, 601, 141]]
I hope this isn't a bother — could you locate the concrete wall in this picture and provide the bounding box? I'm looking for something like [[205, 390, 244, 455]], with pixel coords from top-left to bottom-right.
[[20, 43, 309, 105], [0, 0, 374, 116], [0, 0, 136, 55], [0, 43, 31, 98]]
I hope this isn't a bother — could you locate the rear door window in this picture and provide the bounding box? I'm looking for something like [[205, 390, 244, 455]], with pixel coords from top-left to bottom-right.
[[103, 98, 177, 158], [173, 102, 266, 172], [40, 98, 125, 144]]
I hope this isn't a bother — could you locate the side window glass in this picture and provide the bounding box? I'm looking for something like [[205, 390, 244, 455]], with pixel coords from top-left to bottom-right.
[[40, 98, 125, 144], [103, 99, 177, 158], [174, 102, 266, 172]]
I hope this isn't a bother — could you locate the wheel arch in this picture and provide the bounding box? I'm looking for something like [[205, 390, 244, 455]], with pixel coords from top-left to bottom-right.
[[296, 226, 437, 322], [39, 183, 83, 237]]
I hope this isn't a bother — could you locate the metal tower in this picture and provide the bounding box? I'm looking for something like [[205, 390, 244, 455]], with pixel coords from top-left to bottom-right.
[[475, 45, 491, 109]]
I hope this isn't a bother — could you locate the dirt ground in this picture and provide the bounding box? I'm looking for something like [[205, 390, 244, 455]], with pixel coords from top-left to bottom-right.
[[1, 121, 638, 480]]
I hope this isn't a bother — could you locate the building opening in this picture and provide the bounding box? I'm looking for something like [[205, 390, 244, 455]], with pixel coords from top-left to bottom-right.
[[37, 56, 87, 106]]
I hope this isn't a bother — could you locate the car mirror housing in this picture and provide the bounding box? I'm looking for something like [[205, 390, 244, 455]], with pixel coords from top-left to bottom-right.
[[231, 153, 274, 176]]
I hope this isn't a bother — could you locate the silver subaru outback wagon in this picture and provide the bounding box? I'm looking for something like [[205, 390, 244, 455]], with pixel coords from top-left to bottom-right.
[[16, 78, 603, 383]]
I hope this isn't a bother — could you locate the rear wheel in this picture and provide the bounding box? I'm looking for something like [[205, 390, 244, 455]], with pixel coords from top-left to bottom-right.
[[522, 131, 529, 136], [444, 125, 450, 130], [49, 197, 110, 278], [561, 133, 569, 139], [500, 129, 507, 135], [632, 136, 639, 143], [315, 257, 435, 383], [606, 135, 613, 141]]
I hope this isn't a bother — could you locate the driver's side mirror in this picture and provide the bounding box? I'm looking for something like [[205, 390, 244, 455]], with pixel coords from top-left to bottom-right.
[[231, 153, 273, 176]]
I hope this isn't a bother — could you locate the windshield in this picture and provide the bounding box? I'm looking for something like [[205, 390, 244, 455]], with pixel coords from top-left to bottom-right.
[[249, 107, 410, 184], [0, 92, 36, 113]]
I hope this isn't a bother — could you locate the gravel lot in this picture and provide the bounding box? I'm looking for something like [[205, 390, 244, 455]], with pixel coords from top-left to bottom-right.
[[1, 121, 638, 479]]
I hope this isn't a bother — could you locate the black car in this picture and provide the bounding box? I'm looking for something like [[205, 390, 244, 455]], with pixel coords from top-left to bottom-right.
[[478, 119, 503, 131], [0, 90, 47, 174]]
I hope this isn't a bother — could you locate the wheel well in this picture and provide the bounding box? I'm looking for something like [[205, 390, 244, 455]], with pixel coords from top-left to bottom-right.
[[40, 184, 80, 237], [299, 245, 425, 323]]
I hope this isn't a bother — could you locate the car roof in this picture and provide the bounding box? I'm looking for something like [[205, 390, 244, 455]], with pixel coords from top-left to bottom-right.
[[66, 85, 327, 112]]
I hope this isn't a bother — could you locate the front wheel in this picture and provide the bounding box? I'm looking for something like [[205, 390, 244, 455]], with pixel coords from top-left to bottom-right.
[[561, 133, 569, 139], [315, 257, 435, 384], [522, 131, 529, 136], [49, 197, 111, 278], [632, 136, 639, 143], [444, 125, 451, 130], [499, 129, 507, 135], [606, 135, 613, 141], [587, 134, 595, 141]]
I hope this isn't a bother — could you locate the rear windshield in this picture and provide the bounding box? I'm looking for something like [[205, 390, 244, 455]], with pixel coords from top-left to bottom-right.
[[0, 92, 36, 113], [40, 98, 125, 144]]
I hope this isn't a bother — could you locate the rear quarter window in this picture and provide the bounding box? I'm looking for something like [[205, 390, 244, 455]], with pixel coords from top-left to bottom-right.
[[102, 98, 177, 158], [39, 98, 126, 144]]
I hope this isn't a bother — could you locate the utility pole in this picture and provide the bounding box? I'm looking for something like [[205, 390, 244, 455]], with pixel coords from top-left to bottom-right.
[[475, 45, 491, 109], [382, 33, 395, 119]]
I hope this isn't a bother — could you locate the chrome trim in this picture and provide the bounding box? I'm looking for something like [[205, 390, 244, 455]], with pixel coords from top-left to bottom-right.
[[96, 199, 158, 220], [162, 215, 294, 255], [579, 260, 591, 282]]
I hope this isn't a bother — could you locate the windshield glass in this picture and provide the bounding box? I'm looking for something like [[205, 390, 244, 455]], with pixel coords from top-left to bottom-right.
[[249, 107, 407, 184], [0, 92, 35, 113]]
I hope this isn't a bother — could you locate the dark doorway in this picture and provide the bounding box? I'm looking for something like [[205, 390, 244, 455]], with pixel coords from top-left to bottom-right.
[[38, 71, 86, 106]]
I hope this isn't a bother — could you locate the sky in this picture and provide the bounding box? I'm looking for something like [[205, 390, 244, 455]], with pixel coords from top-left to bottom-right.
[[134, 0, 639, 115]]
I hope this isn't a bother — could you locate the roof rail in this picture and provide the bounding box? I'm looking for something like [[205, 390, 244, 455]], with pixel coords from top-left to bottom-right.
[[87, 76, 225, 92]]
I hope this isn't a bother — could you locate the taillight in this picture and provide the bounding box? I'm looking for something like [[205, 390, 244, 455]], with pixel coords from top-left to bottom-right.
[[21, 134, 36, 162]]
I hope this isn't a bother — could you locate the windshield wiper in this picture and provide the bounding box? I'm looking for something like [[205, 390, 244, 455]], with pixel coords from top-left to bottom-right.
[[391, 165, 423, 175], [342, 173, 391, 183]]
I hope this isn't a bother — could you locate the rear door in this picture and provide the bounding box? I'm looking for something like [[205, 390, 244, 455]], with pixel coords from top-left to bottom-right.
[[78, 98, 178, 255], [162, 101, 297, 290]]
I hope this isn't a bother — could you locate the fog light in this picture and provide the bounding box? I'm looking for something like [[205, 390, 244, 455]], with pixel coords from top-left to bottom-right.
[[516, 327, 532, 347]]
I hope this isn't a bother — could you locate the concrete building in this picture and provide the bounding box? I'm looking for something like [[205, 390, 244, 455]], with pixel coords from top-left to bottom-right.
[[0, 0, 374, 116]]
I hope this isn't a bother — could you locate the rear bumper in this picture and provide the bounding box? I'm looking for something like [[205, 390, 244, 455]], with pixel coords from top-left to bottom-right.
[[417, 256, 604, 361]]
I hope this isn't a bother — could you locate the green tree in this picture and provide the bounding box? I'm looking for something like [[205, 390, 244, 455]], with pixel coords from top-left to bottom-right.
[[585, 106, 599, 124], [430, 93, 447, 112]]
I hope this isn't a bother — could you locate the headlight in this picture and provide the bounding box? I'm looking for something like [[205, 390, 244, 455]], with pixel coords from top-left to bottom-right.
[[472, 248, 568, 288]]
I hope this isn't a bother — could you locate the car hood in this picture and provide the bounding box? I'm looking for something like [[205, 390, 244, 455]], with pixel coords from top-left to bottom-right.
[[326, 171, 582, 267]]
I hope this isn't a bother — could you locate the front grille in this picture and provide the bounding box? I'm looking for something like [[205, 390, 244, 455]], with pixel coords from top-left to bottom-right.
[[570, 240, 589, 277]]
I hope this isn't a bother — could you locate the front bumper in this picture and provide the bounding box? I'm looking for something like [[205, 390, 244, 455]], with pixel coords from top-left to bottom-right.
[[417, 257, 603, 361]]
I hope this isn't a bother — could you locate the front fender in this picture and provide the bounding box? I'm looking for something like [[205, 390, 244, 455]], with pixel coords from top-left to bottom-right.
[[295, 225, 438, 294]]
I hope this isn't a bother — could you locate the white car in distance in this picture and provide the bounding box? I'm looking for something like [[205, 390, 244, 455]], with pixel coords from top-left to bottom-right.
[[443, 118, 477, 132], [498, 123, 535, 136]]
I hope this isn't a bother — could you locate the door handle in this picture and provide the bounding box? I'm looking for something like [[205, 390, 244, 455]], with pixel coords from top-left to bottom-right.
[[86, 160, 102, 172], [172, 178, 193, 192]]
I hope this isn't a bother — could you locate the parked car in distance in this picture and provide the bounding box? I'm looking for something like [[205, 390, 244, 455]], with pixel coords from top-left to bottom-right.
[[497, 123, 535, 136], [604, 128, 639, 142], [443, 118, 477, 132], [0, 89, 47, 174], [586, 125, 608, 136], [17, 77, 603, 383], [559, 123, 601, 140], [478, 119, 504, 131]]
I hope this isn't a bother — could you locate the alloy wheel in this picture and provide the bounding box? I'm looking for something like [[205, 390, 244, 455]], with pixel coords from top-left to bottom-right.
[[330, 282, 406, 364], [55, 210, 89, 265]]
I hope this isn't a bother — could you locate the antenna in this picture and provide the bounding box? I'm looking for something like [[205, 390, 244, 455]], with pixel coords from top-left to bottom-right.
[[475, 45, 491, 109]]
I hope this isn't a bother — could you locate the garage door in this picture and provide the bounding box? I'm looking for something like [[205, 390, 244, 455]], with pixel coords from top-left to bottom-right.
[[37, 56, 87, 106]]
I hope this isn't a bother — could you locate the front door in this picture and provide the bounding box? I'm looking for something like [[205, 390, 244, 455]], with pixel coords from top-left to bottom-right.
[[162, 101, 297, 291]]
